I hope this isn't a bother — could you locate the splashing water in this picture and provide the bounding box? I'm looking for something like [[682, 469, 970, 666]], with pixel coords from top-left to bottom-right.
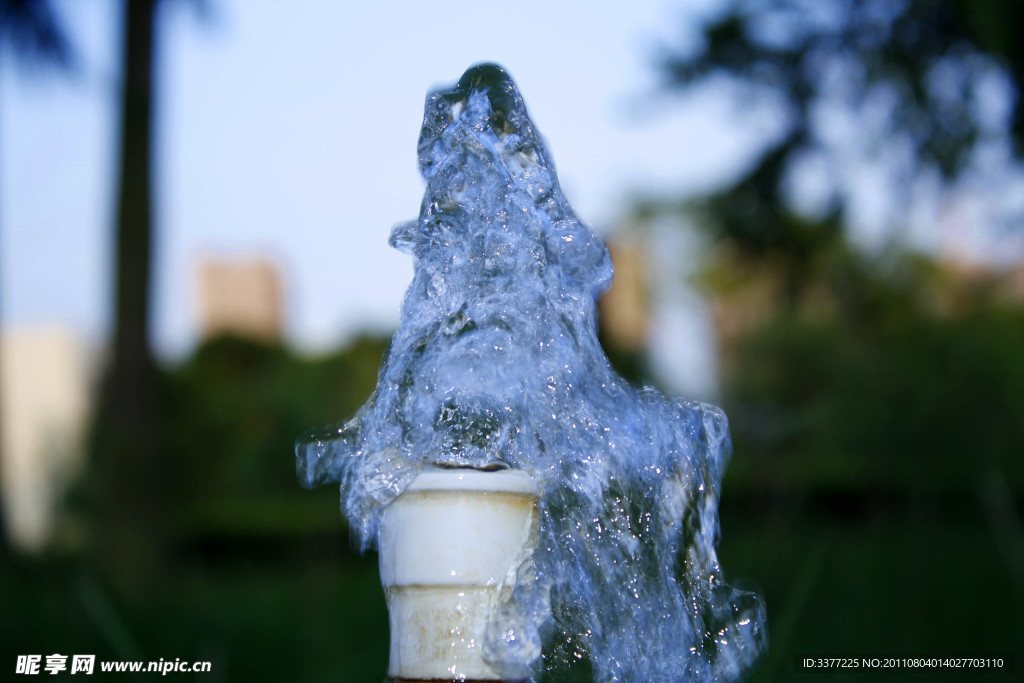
[[297, 63, 766, 681]]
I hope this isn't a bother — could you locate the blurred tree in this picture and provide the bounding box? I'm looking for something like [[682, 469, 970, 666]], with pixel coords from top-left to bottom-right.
[[0, 0, 74, 68], [107, 0, 158, 435], [662, 0, 1024, 271], [2, 0, 172, 575], [714, 244, 1024, 496], [91, 0, 162, 577], [147, 333, 390, 554], [643, 15, 1024, 664], [164, 335, 389, 505], [648, 0, 1024, 502]]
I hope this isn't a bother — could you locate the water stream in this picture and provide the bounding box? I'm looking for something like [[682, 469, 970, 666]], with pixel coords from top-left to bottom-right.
[[297, 63, 766, 681]]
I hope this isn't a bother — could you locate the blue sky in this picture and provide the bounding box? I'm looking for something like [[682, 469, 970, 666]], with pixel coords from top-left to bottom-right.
[[2, 0, 773, 360]]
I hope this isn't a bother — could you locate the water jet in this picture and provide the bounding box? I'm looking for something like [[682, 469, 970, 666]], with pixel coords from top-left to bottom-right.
[[298, 63, 766, 681]]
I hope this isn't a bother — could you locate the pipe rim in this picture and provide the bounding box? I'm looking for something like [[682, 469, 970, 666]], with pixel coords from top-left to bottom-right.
[[405, 467, 537, 495]]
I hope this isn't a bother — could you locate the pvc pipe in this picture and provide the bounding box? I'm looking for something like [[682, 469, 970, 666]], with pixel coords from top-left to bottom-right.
[[379, 467, 538, 681]]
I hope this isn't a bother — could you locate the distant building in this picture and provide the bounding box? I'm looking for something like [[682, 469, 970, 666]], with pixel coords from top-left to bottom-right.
[[196, 257, 284, 342], [936, 255, 1024, 310], [0, 327, 90, 552], [599, 232, 720, 400], [599, 240, 649, 352]]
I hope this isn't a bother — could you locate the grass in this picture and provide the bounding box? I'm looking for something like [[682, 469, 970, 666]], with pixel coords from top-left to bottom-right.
[[3, 490, 1021, 681], [717, 498, 1024, 681]]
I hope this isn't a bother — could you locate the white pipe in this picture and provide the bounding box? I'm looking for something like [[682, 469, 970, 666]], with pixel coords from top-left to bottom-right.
[[378, 467, 538, 681]]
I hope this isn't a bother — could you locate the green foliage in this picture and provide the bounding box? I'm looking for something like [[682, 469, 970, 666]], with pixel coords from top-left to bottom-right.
[[656, 5, 1024, 672], [670, 0, 1024, 167], [0, 0, 75, 70], [3, 335, 395, 680], [1, 554, 389, 683], [161, 334, 389, 505], [719, 246, 1024, 494], [664, 0, 1024, 242], [658, 2, 1024, 497]]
